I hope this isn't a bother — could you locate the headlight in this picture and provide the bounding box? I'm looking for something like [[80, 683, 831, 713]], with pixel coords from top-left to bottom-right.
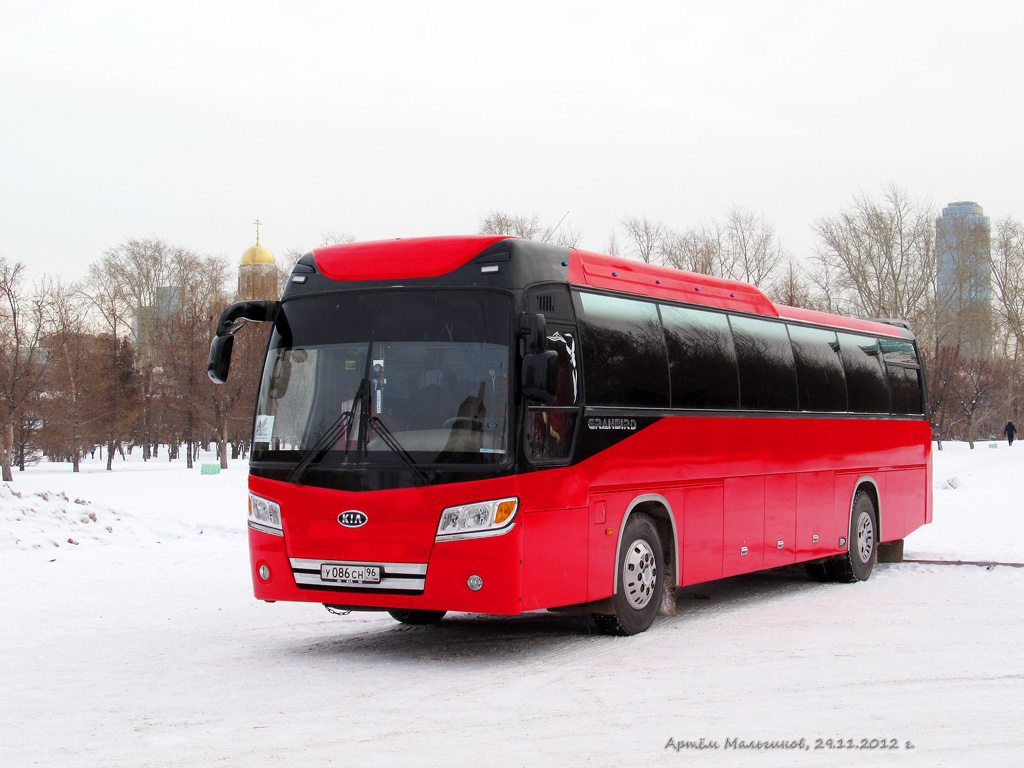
[[436, 497, 518, 541], [249, 493, 283, 536]]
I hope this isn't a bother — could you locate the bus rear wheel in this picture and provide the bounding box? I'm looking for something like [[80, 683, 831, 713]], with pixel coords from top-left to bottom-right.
[[388, 609, 447, 625], [593, 513, 664, 636], [807, 490, 877, 583]]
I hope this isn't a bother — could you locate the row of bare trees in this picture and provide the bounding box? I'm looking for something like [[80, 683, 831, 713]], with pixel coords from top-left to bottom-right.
[[0, 238, 293, 481]]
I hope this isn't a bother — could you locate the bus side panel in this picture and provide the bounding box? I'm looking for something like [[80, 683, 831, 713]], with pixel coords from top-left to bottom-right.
[[908, 420, 932, 530], [925, 459, 934, 525], [585, 490, 669, 603], [883, 468, 926, 542], [681, 484, 724, 586], [795, 471, 835, 560], [925, 430, 934, 525], [764, 473, 797, 568], [521, 506, 589, 611], [722, 476, 765, 577], [586, 495, 616, 603]]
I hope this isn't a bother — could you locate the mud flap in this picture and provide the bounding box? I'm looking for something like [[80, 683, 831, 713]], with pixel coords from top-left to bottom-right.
[[658, 562, 677, 617], [878, 538, 905, 563]]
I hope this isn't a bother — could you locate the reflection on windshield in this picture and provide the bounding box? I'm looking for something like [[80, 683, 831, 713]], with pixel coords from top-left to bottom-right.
[[365, 342, 507, 457], [252, 291, 511, 467], [257, 343, 367, 452]]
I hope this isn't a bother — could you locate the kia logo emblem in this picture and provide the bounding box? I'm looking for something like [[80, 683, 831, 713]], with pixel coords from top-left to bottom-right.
[[338, 510, 368, 528]]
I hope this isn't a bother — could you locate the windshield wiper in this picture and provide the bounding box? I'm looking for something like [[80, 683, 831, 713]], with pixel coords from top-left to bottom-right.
[[287, 379, 366, 484], [367, 416, 433, 484]]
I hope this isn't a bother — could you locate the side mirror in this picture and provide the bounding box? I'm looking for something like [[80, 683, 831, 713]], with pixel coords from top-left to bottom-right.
[[522, 350, 558, 403], [208, 335, 235, 384], [519, 313, 547, 354], [207, 300, 279, 384]]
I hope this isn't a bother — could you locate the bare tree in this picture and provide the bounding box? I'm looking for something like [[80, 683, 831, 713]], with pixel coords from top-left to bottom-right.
[[606, 231, 621, 257], [547, 224, 583, 248], [991, 217, 1024, 356], [770, 258, 817, 309], [810, 183, 935, 323], [83, 256, 143, 463], [478, 210, 581, 247], [99, 337, 140, 470], [479, 211, 542, 240], [85, 258, 131, 342], [39, 280, 92, 471], [655, 208, 788, 293], [954, 355, 1002, 448], [620, 215, 665, 264], [926, 343, 959, 448], [157, 250, 232, 468], [0, 258, 55, 481], [97, 238, 178, 458], [660, 222, 722, 275], [319, 231, 356, 247], [721, 206, 786, 288]]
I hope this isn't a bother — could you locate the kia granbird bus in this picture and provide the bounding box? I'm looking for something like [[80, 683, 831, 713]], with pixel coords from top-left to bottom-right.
[[208, 235, 931, 635]]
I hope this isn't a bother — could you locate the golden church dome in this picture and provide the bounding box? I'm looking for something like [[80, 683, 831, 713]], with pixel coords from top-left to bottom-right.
[[240, 243, 275, 266]]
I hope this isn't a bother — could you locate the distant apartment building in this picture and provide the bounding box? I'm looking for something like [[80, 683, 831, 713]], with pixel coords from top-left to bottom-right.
[[936, 201, 992, 358], [133, 284, 182, 371]]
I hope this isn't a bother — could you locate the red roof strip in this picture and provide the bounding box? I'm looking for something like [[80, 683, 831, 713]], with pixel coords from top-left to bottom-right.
[[568, 249, 779, 317], [777, 304, 911, 338], [312, 235, 507, 281]]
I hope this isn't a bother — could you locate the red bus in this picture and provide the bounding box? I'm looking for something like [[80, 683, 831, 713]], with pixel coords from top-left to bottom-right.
[[208, 235, 931, 635]]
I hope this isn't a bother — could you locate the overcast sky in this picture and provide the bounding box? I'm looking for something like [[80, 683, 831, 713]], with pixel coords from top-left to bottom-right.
[[3, 0, 1022, 280]]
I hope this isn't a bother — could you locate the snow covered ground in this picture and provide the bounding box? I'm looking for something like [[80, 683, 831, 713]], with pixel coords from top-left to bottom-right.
[[2, 443, 1022, 767]]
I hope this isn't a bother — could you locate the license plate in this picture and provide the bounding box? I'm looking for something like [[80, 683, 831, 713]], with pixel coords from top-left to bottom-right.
[[320, 563, 381, 584]]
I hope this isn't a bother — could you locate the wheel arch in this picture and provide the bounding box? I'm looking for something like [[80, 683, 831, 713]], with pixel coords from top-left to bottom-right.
[[613, 494, 678, 595], [849, 475, 881, 541]]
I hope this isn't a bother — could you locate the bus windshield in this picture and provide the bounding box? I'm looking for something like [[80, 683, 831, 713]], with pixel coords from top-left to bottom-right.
[[251, 290, 512, 470]]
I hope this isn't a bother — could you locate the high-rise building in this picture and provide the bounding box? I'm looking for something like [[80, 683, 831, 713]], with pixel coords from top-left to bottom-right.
[[935, 201, 991, 357]]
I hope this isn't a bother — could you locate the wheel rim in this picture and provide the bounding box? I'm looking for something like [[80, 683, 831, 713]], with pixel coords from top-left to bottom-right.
[[856, 510, 875, 564], [622, 538, 658, 609]]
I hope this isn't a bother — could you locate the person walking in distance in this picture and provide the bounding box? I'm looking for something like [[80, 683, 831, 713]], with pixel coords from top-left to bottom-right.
[[1004, 421, 1017, 446]]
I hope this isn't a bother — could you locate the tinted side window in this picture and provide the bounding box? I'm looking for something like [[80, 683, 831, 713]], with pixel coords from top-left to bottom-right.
[[881, 338, 919, 366], [524, 323, 581, 465], [730, 315, 798, 411], [838, 333, 889, 413], [787, 325, 847, 412], [889, 366, 924, 415], [577, 292, 670, 408], [525, 410, 578, 461], [545, 327, 579, 408], [661, 304, 739, 409], [879, 338, 924, 415]]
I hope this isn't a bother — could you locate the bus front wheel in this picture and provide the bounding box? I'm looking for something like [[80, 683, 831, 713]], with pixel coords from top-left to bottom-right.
[[593, 513, 664, 636]]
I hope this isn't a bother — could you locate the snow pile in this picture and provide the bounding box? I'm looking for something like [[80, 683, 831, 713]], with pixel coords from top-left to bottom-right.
[[0, 483, 124, 551], [0, 449, 248, 555]]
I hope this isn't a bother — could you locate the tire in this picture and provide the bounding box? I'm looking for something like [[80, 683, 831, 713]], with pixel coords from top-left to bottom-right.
[[593, 513, 664, 636], [387, 608, 447, 625], [829, 490, 877, 583]]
